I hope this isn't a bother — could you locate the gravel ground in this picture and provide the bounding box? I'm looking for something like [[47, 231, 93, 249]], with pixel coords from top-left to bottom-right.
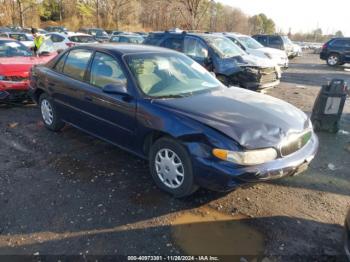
[[0, 51, 349, 261]]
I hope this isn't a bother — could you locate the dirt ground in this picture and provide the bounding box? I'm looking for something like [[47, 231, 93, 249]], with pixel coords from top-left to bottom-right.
[[0, 52, 350, 261]]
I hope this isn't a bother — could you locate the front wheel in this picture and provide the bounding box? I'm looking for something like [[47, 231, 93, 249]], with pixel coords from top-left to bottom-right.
[[149, 137, 198, 197], [327, 54, 340, 66], [39, 93, 65, 131]]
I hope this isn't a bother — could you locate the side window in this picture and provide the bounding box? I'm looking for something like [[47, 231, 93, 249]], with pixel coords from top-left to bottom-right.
[[51, 34, 64, 43], [256, 36, 267, 45], [231, 38, 245, 50], [54, 52, 69, 72], [0, 33, 8, 38], [269, 36, 283, 45], [161, 37, 183, 52], [331, 39, 350, 47], [90, 52, 126, 89], [63, 49, 93, 81], [183, 37, 208, 59]]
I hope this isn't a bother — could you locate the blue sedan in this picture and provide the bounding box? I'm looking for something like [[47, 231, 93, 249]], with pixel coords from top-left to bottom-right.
[[29, 44, 318, 197]]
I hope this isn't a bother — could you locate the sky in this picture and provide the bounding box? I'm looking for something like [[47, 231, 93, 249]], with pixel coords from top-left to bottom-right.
[[218, 0, 349, 36]]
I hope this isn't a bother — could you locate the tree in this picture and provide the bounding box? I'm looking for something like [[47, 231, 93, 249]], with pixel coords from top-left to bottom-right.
[[335, 30, 343, 37], [178, 0, 210, 29]]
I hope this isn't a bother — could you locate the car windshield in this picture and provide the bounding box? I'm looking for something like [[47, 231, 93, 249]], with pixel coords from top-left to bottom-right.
[[126, 53, 222, 98], [204, 36, 246, 58], [238, 36, 264, 49], [0, 40, 32, 57]]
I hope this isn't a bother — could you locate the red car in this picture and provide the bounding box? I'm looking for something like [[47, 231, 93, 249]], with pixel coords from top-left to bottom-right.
[[0, 38, 56, 103]]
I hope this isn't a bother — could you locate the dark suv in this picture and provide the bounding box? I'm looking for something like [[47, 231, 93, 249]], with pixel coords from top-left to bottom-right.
[[320, 38, 350, 66], [144, 31, 281, 91], [252, 35, 294, 58]]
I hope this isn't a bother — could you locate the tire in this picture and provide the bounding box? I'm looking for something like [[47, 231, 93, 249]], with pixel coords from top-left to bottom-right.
[[39, 93, 65, 132], [149, 137, 198, 197], [327, 53, 340, 66]]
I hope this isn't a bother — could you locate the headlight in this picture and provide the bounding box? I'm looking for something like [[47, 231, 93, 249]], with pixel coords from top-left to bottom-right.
[[264, 52, 273, 59], [212, 148, 277, 165]]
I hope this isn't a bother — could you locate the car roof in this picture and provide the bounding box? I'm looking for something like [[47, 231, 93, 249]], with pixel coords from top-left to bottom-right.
[[75, 44, 177, 55], [148, 31, 227, 40]]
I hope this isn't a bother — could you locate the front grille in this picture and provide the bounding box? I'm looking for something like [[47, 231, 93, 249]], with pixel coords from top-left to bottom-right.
[[259, 67, 278, 84], [280, 131, 312, 156], [3, 76, 28, 82]]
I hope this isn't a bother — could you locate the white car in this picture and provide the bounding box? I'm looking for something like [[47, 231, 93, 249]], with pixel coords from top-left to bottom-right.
[[218, 33, 289, 69], [0, 32, 34, 48], [38, 33, 98, 53], [292, 43, 302, 57]]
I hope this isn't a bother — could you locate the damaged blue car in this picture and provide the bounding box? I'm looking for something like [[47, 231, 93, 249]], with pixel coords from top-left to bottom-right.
[[29, 45, 318, 197]]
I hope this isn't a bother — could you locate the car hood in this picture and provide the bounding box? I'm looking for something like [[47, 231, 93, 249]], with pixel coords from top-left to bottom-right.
[[239, 54, 277, 68], [154, 87, 309, 149], [0, 55, 55, 75]]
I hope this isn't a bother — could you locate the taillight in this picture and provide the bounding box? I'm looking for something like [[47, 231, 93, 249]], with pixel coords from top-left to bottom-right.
[[66, 42, 75, 47], [322, 43, 328, 50]]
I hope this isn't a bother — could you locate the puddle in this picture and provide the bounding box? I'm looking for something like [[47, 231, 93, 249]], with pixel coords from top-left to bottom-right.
[[171, 207, 265, 256]]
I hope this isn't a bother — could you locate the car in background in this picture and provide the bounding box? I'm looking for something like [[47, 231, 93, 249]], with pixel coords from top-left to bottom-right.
[[22, 28, 47, 35], [144, 31, 281, 91], [38, 33, 98, 53], [292, 42, 302, 57], [110, 34, 144, 44], [0, 32, 34, 48], [345, 209, 350, 260], [252, 34, 295, 58], [78, 28, 109, 42], [44, 26, 68, 33], [320, 38, 350, 66], [0, 27, 10, 33], [135, 32, 149, 37], [29, 44, 318, 197], [217, 32, 288, 69], [0, 38, 56, 102]]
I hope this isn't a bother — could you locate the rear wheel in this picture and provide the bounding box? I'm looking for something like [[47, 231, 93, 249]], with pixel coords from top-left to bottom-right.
[[39, 93, 65, 131], [149, 137, 198, 197], [327, 53, 340, 66]]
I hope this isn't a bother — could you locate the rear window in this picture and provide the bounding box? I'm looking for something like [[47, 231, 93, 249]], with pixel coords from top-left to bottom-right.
[[62, 49, 93, 81], [269, 36, 283, 45], [330, 39, 350, 47], [161, 37, 183, 51], [144, 37, 162, 45]]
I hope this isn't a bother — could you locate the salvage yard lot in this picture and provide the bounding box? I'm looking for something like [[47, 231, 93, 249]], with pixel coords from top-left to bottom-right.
[[0, 52, 350, 260]]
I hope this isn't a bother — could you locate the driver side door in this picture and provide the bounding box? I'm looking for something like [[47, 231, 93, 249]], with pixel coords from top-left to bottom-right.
[[81, 51, 137, 148], [183, 36, 212, 71]]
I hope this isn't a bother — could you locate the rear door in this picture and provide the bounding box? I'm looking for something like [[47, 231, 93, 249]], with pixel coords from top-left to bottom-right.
[[268, 36, 284, 50], [46, 48, 94, 126]]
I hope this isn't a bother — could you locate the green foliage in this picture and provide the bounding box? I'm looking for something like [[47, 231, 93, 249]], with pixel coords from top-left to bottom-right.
[[39, 0, 61, 21], [249, 13, 275, 34], [76, 1, 95, 19]]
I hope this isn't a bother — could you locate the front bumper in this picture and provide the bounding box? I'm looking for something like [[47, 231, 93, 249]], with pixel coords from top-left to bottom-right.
[[0, 80, 30, 102], [192, 133, 319, 192], [345, 218, 350, 260]]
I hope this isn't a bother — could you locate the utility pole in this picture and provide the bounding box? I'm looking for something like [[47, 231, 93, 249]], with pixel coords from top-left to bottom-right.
[[96, 0, 100, 28], [209, 0, 215, 32]]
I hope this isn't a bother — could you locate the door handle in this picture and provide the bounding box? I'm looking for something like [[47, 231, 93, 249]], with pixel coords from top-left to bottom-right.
[[85, 96, 93, 102]]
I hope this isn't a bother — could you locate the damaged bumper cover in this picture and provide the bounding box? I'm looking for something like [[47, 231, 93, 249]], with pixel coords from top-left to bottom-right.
[[192, 133, 318, 192], [231, 66, 281, 91], [0, 80, 30, 102]]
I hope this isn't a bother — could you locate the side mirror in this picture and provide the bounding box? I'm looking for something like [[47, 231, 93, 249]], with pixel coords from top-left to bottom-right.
[[102, 83, 129, 96]]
